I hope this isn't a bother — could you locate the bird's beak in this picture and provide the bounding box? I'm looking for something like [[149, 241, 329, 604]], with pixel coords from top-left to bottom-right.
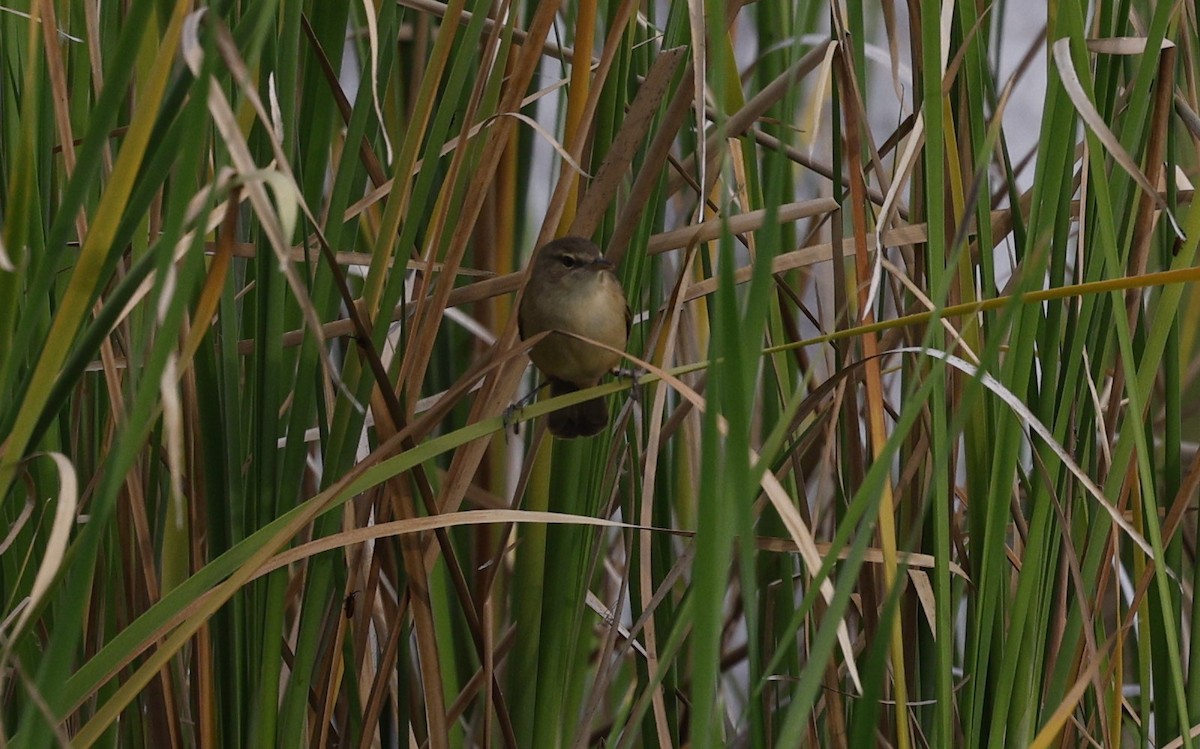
[[590, 256, 614, 270]]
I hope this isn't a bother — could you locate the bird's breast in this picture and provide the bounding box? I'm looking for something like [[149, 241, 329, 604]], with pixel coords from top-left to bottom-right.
[[522, 272, 627, 386]]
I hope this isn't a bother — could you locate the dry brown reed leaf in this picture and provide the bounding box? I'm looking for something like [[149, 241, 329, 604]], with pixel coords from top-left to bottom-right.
[[647, 198, 839, 255], [572, 46, 688, 239], [608, 74, 696, 267], [538, 0, 644, 244]]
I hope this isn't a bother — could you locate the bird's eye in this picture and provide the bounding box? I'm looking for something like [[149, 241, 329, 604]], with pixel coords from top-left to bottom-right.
[[559, 255, 577, 268]]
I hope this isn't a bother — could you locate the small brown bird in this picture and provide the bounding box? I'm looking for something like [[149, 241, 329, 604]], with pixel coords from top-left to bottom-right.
[[518, 237, 630, 438]]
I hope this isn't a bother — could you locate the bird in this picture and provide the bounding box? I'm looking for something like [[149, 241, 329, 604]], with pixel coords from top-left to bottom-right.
[[518, 236, 630, 438]]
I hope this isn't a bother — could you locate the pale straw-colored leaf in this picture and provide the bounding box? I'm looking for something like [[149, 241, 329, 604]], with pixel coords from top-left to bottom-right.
[[1052, 37, 1182, 237], [2, 453, 77, 644]]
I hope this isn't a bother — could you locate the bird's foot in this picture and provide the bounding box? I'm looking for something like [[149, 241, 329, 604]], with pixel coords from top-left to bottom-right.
[[613, 367, 643, 405], [504, 381, 550, 436], [502, 402, 522, 436]]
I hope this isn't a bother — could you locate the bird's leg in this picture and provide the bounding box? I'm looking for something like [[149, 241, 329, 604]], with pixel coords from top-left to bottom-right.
[[503, 380, 550, 435], [612, 366, 642, 406]]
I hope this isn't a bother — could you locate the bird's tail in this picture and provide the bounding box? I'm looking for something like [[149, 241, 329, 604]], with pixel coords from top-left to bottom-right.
[[547, 379, 608, 438]]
